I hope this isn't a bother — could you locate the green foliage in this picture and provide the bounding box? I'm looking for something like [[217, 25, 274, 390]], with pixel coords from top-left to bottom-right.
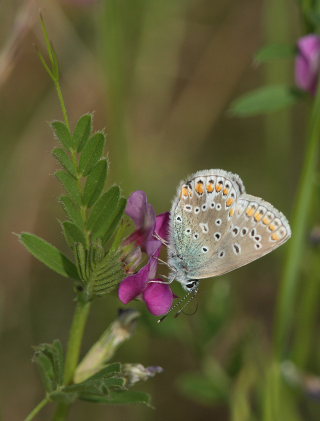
[[19, 233, 79, 279], [79, 132, 106, 176], [33, 340, 64, 393], [88, 186, 120, 237], [33, 341, 151, 407], [83, 159, 108, 207], [73, 113, 93, 152], [52, 148, 76, 177], [254, 44, 297, 63], [79, 390, 152, 406], [230, 85, 304, 117], [62, 222, 87, 248], [74, 242, 125, 298], [51, 121, 73, 150], [60, 196, 84, 229], [56, 170, 81, 204]]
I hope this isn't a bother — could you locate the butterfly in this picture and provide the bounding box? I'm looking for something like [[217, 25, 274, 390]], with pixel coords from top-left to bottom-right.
[[167, 169, 291, 294]]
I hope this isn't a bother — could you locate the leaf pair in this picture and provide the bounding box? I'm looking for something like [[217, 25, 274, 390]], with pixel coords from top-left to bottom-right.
[[52, 113, 92, 153], [229, 43, 305, 117], [74, 242, 125, 298], [33, 340, 64, 394]]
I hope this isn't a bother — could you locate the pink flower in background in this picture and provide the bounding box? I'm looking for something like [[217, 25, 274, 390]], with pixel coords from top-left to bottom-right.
[[119, 191, 173, 316], [295, 34, 320, 95]]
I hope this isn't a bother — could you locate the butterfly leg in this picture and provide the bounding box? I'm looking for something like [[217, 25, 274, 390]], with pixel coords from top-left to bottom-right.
[[153, 232, 169, 247], [155, 257, 172, 269]]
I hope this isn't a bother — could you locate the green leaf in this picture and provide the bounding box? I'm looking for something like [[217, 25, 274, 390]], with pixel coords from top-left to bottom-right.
[[79, 390, 152, 406], [52, 148, 76, 177], [56, 170, 81, 204], [60, 196, 84, 229], [51, 340, 64, 386], [79, 132, 106, 176], [19, 232, 79, 279], [73, 113, 93, 152], [52, 121, 73, 149], [88, 186, 120, 237], [229, 85, 304, 117], [62, 221, 86, 247], [50, 391, 78, 404], [104, 198, 127, 244], [74, 242, 89, 283], [83, 159, 108, 207], [255, 44, 297, 63], [33, 341, 65, 391], [33, 350, 55, 392], [89, 363, 122, 379]]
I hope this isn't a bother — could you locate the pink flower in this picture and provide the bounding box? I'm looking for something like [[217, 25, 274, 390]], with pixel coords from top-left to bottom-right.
[[295, 34, 320, 95], [119, 191, 173, 316], [119, 255, 174, 316]]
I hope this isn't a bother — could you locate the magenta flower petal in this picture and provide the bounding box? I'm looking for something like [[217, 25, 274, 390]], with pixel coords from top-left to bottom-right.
[[296, 34, 320, 94], [118, 263, 151, 304], [126, 191, 156, 231], [143, 281, 174, 316], [145, 212, 170, 256]]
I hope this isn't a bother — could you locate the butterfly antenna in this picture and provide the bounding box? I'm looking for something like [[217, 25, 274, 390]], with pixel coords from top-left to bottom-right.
[[174, 289, 199, 319], [157, 290, 194, 323], [157, 288, 199, 323]]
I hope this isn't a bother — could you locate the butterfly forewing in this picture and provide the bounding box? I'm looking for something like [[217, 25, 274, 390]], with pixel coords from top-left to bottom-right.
[[170, 170, 245, 274], [169, 170, 291, 281]]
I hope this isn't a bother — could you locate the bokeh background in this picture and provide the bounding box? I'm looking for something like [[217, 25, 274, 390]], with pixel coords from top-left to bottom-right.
[[1, 0, 318, 420]]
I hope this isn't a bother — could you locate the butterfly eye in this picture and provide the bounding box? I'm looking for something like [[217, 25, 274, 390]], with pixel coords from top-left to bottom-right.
[[185, 280, 199, 290]]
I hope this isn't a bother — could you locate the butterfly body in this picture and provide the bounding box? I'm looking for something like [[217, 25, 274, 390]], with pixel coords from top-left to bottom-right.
[[168, 169, 291, 292]]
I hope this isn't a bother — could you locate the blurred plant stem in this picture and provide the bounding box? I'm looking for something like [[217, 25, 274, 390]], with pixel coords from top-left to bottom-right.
[[264, 0, 292, 193], [292, 249, 320, 367], [99, 0, 144, 190], [275, 84, 320, 358]]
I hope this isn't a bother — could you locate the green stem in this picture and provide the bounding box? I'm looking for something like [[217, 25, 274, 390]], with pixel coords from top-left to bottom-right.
[[63, 301, 91, 384], [274, 88, 320, 358], [53, 301, 91, 421], [54, 81, 70, 131], [292, 250, 320, 367], [25, 396, 50, 421]]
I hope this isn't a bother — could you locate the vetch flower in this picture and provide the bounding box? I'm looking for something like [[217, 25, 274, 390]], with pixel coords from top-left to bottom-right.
[[119, 253, 174, 316], [295, 34, 320, 95], [119, 191, 173, 316]]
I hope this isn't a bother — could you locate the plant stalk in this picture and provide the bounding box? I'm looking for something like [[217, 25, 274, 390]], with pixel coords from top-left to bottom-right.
[[25, 396, 50, 421], [274, 87, 320, 358], [53, 300, 91, 420]]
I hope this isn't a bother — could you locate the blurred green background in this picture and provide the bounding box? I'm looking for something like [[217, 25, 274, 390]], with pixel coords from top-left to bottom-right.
[[2, 0, 319, 420]]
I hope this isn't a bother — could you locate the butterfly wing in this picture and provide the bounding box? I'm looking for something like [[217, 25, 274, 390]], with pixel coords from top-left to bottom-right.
[[188, 193, 291, 279], [169, 169, 245, 276], [169, 170, 291, 281]]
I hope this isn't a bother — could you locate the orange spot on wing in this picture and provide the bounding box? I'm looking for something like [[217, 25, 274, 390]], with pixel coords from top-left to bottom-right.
[[246, 206, 255, 217], [207, 183, 214, 193], [254, 211, 263, 222], [271, 232, 280, 241], [263, 216, 271, 225], [226, 198, 234, 207], [229, 208, 235, 217], [269, 223, 277, 231], [216, 184, 222, 192], [223, 188, 229, 196], [196, 182, 204, 194], [181, 186, 189, 198]]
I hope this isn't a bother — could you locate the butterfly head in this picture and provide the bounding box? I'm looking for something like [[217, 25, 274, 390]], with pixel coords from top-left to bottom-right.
[[183, 279, 200, 292]]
